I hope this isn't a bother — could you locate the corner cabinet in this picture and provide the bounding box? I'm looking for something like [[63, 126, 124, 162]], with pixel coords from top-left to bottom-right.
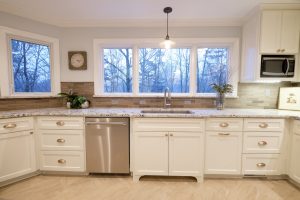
[[241, 8, 300, 82], [132, 118, 205, 182], [289, 120, 300, 183], [0, 117, 37, 183]]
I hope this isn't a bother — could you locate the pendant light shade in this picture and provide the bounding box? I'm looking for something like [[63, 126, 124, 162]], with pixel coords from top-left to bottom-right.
[[160, 7, 175, 49]]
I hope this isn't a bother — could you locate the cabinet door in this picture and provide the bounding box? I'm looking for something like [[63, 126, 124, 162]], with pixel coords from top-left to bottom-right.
[[169, 132, 203, 177], [205, 131, 242, 174], [260, 11, 282, 53], [0, 131, 36, 182], [290, 133, 300, 183], [281, 11, 300, 54], [134, 132, 168, 176]]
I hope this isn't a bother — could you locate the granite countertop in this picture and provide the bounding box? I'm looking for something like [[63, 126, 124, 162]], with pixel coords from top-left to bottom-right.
[[0, 107, 300, 119]]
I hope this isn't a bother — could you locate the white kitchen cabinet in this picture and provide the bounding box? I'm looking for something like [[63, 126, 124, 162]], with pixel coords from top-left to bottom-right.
[[205, 131, 242, 175], [133, 118, 204, 182], [289, 121, 300, 183], [260, 10, 300, 54], [37, 116, 85, 172], [0, 130, 36, 182], [241, 8, 300, 82]]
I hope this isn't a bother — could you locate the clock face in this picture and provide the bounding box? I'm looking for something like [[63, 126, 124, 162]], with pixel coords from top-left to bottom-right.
[[70, 53, 85, 68]]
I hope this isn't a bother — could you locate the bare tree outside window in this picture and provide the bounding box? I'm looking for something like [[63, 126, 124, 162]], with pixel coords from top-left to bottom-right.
[[197, 48, 229, 93], [11, 39, 51, 93], [103, 48, 132, 93], [139, 48, 190, 93]]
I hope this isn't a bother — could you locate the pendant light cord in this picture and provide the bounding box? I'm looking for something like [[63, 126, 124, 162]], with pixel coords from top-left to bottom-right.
[[166, 13, 169, 39]]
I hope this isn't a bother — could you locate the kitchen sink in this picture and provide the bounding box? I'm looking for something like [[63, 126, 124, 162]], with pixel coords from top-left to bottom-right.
[[141, 109, 193, 114]]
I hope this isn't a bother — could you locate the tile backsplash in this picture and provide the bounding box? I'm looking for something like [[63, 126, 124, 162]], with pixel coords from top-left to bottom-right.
[[0, 82, 293, 111]]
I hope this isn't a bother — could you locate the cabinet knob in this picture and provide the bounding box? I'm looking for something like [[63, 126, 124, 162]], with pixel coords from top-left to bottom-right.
[[30, 131, 34, 135], [56, 121, 65, 126], [219, 122, 229, 128], [281, 49, 285, 52], [258, 141, 267, 146], [165, 133, 168, 137], [170, 133, 173, 137], [277, 49, 281, 53], [258, 123, 268, 128], [57, 138, 65, 143], [218, 133, 230, 136], [58, 159, 66, 164], [3, 123, 17, 129], [256, 163, 266, 168]]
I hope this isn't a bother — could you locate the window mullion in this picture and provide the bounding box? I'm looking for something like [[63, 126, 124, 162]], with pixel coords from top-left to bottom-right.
[[132, 45, 139, 96], [190, 46, 197, 96]]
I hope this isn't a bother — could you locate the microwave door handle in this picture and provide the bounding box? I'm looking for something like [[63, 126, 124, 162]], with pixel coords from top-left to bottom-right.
[[285, 58, 290, 76]]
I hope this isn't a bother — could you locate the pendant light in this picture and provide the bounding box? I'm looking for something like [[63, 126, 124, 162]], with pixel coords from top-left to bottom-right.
[[161, 7, 175, 49]]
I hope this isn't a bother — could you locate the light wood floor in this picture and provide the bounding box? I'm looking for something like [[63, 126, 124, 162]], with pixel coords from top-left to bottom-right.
[[0, 175, 300, 200]]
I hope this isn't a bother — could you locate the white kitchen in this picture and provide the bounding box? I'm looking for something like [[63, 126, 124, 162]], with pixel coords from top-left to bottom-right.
[[0, 0, 300, 199]]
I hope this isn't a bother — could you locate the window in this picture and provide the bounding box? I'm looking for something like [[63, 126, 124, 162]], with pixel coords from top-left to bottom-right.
[[197, 48, 229, 93], [10, 39, 51, 93], [103, 48, 132, 93], [94, 38, 239, 97], [139, 48, 190, 93], [0, 26, 60, 97]]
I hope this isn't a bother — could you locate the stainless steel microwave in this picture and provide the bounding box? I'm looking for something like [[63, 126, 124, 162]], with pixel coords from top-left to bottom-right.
[[260, 55, 295, 78]]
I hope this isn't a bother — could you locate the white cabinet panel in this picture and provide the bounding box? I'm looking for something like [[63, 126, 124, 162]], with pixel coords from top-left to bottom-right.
[[205, 118, 243, 132], [205, 131, 242, 175], [169, 132, 203, 177], [37, 117, 84, 130], [244, 118, 284, 132], [242, 154, 281, 175], [40, 151, 85, 172], [243, 132, 283, 154], [289, 133, 300, 183], [0, 117, 33, 134], [0, 131, 36, 182], [134, 132, 169, 176]]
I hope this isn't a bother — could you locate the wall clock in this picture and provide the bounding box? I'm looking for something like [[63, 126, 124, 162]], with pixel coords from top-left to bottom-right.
[[68, 51, 87, 70]]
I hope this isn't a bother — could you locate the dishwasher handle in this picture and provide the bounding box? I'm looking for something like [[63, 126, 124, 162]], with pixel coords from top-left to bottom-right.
[[85, 122, 127, 126]]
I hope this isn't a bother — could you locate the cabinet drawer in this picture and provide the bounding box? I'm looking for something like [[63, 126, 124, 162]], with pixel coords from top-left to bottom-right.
[[243, 132, 283, 154], [244, 119, 284, 132], [39, 130, 84, 151], [242, 154, 281, 175], [37, 117, 84, 130], [205, 118, 243, 131], [293, 120, 300, 135], [133, 118, 204, 132], [40, 151, 85, 172], [0, 117, 33, 134]]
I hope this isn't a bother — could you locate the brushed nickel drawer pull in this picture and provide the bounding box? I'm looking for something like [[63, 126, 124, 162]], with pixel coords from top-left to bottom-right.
[[256, 163, 266, 167], [281, 49, 285, 52], [258, 141, 267, 146], [58, 159, 66, 164], [56, 121, 65, 126], [219, 122, 229, 128], [218, 133, 230, 136], [165, 133, 168, 137], [258, 123, 268, 128], [57, 138, 65, 143], [3, 123, 17, 129], [170, 133, 173, 136], [30, 132, 34, 134], [277, 49, 281, 53]]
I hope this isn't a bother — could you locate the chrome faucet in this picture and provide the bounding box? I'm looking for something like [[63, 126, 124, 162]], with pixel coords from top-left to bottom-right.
[[164, 87, 171, 108]]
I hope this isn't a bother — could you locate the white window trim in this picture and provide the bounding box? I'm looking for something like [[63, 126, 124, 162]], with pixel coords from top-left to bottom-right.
[[0, 26, 60, 97], [93, 38, 239, 98]]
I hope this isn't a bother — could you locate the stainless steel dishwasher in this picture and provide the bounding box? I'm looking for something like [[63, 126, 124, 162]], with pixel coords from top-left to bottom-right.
[[85, 118, 129, 174]]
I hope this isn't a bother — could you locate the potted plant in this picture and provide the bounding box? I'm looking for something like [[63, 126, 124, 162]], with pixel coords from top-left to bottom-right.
[[211, 83, 233, 110], [58, 90, 90, 109]]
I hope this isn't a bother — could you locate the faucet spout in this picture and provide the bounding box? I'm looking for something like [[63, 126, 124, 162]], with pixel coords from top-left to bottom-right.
[[164, 87, 171, 108]]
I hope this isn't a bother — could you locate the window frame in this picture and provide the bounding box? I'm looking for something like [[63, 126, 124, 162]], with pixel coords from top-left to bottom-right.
[[94, 38, 239, 98], [0, 26, 60, 97]]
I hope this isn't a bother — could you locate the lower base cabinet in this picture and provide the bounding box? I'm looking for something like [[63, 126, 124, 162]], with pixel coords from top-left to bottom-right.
[[133, 118, 204, 182], [242, 154, 281, 175], [0, 131, 36, 182], [289, 133, 300, 183]]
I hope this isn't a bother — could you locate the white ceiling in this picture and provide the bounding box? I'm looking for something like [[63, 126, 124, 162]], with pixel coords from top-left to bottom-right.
[[0, 0, 299, 27]]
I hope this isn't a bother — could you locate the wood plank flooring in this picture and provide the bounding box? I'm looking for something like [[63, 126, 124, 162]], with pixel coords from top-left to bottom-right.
[[0, 175, 300, 200]]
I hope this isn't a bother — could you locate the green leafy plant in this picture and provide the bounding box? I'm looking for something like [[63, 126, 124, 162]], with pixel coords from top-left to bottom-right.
[[211, 83, 233, 94], [58, 90, 88, 109]]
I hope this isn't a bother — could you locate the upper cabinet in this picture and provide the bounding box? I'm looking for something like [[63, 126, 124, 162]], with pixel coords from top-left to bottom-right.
[[241, 6, 300, 82], [260, 10, 300, 54]]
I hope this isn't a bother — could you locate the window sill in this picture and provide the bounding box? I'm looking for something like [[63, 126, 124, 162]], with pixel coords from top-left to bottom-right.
[[0, 95, 62, 99], [93, 94, 239, 99]]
